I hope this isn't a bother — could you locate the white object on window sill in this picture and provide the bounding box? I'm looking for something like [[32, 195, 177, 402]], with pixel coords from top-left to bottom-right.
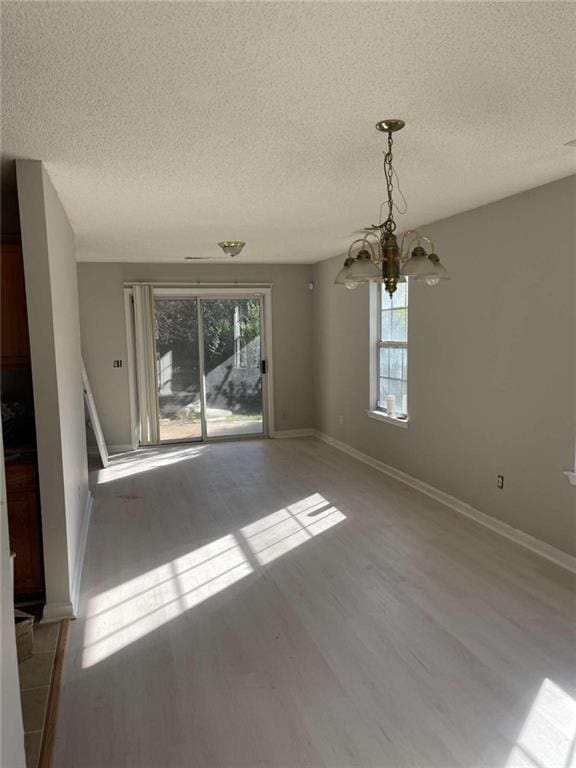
[[564, 471, 576, 486], [366, 409, 409, 429]]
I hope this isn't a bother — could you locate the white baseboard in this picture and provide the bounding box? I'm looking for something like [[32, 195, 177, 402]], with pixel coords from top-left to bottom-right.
[[70, 491, 93, 617], [313, 430, 576, 574], [273, 429, 316, 439], [42, 601, 75, 623]]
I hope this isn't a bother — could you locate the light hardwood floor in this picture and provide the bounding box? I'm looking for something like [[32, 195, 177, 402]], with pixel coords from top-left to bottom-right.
[[54, 438, 576, 768]]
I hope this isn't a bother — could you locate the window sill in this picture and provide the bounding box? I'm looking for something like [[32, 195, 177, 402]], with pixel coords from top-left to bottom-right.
[[365, 409, 409, 429]]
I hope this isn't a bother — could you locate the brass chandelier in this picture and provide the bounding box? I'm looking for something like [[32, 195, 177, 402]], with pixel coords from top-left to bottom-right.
[[335, 119, 449, 296]]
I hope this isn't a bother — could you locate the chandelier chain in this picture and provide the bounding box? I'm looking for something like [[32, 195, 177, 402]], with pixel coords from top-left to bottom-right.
[[383, 130, 396, 233]]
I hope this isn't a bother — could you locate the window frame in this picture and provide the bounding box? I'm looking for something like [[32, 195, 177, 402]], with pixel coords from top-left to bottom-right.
[[367, 282, 410, 428]]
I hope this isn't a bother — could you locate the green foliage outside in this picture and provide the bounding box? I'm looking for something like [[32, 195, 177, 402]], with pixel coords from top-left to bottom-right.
[[155, 298, 261, 366]]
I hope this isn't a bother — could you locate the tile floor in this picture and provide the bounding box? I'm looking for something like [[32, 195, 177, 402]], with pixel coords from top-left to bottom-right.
[[18, 621, 60, 768]]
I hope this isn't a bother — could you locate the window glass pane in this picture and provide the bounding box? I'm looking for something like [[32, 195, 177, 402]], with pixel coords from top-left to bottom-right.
[[389, 347, 403, 379], [379, 347, 390, 379], [379, 377, 390, 404], [202, 298, 264, 438], [392, 283, 407, 308], [401, 380, 408, 415], [154, 298, 202, 442], [380, 309, 392, 342], [381, 290, 393, 310], [391, 308, 407, 341], [388, 378, 404, 409], [379, 378, 407, 414]]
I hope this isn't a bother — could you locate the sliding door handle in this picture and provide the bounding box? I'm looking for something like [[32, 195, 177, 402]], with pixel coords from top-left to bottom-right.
[[260, 359, 267, 375]]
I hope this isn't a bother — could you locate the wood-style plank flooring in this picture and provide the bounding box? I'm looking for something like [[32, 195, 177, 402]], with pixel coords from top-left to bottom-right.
[[54, 438, 576, 767]]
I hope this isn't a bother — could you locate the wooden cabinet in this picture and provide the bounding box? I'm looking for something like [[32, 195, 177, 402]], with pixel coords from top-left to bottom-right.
[[2, 239, 44, 599], [1, 243, 31, 366], [5, 462, 45, 595]]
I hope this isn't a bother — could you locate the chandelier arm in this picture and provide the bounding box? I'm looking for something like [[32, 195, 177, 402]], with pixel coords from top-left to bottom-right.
[[347, 238, 365, 259], [400, 230, 417, 252], [415, 234, 435, 252], [361, 232, 381, 258], [399, 230, 421, 257], [399, 230, 436, 260], [347, 236, 380, 263], [360, 237, 377, 262]]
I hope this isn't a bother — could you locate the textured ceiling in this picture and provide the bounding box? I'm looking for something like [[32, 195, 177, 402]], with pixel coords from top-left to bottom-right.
[[2, 1, 575, 263]]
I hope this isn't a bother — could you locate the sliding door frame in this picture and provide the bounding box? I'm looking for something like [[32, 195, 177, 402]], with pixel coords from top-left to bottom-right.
[[124, 288, 141, 451], [124, 284, 275, 445], [196, 298, 209, 442]]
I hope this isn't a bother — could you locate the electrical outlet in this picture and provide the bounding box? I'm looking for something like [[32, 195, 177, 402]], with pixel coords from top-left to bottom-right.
[[497, 475, 504, 489], [338, 415, 344, 425]]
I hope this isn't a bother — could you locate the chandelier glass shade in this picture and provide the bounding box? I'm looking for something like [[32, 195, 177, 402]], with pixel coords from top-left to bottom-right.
[[334, 256, 355, 284], [401, 247, 437, 279], [336, 119, 450, 297], [415, 253, 451, 285], [345, 245, 381, 283]]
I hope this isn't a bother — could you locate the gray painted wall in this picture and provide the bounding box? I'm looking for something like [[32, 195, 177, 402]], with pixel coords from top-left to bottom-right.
[[17, 160, 89, 616], [76, 178, 574, 558], [77, 263, 314, 447], [313, 176, 576, 557]]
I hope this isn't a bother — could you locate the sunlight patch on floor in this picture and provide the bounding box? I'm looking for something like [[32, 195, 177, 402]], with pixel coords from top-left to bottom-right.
[[82, 534, 252, 667], [241, 493, 346, 566], [95, 446, 205, 484], [82, 493, 346, 668], [505, 679, 576, 768]]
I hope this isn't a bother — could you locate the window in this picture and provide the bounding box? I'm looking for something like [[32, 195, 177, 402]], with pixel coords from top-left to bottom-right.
[[377, 281, 408, 418]]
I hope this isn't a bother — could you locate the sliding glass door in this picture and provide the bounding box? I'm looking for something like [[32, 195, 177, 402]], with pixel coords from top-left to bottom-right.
[[154, 298, 203, 442], [152, 293, 266, 443], [201, 298, 264, 439]]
